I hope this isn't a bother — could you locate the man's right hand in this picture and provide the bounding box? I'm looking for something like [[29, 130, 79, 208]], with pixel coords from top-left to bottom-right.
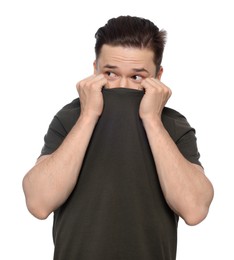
[[23, 74, 108, 220], [76, 74, 107, 120]]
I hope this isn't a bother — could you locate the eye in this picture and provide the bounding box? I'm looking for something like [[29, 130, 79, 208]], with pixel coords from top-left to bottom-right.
[[105, 71, 117, 78], [131, 75, 143, 82]]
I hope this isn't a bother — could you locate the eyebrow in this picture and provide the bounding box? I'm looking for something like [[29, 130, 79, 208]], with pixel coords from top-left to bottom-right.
[[103, 64, 149, 74]]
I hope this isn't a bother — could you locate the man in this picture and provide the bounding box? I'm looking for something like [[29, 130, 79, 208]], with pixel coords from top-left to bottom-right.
[[22, 15, 214, 260]]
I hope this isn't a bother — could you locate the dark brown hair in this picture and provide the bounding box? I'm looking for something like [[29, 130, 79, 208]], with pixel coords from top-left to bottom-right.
[[94, 15, 167, 75]]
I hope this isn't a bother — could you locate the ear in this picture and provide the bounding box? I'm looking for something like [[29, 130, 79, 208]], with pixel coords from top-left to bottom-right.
[[93, 60, 98, 74], [156, 66, 163, 80]]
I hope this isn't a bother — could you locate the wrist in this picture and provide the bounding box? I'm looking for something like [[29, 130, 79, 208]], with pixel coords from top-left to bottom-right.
[[78, 113, 100, 127], [142, 116, 164, 132]]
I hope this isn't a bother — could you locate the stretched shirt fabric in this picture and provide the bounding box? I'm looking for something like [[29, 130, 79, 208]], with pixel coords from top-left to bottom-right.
[[40, 88, 202, 260]]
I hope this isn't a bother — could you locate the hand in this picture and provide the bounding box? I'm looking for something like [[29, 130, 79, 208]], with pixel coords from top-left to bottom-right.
[[139, 78, 172, 121], [76, 74, 107, 120]]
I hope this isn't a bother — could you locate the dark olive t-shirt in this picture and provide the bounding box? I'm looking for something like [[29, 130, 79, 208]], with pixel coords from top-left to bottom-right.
[[40, 88, 202, 260]]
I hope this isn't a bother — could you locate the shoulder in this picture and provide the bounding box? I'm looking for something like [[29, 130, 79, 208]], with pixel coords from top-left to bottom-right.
[[162, 107, 188, 124], [57, 97, 81, 114], [162, 107, 195, 142]]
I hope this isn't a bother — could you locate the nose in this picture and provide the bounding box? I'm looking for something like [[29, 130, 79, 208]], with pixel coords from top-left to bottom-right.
[[119, 77, 127, 88]]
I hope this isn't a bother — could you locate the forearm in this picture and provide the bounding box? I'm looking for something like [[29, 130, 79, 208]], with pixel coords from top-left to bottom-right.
[[23, 115, 98, 219], [142, 117, 214, 225]]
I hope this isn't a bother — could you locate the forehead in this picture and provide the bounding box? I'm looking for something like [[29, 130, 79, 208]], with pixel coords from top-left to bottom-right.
[[98, 44, 155, 67]]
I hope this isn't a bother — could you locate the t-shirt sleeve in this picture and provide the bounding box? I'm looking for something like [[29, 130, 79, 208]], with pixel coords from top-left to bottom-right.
[[176, 128, 202, 167], [40, 116, 67, 157], [162, 108, 203, 167], [39, 98, 80, 158]]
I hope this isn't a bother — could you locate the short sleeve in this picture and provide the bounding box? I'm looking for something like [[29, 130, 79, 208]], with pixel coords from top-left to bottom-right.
[[162, 107, 203, 167], [176, 128, 202, 167], [39, 98, 81, 157], [40, 116, 67, 156]]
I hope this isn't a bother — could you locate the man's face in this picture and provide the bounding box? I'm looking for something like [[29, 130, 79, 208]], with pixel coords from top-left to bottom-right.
[[94, 44, 162, 90]]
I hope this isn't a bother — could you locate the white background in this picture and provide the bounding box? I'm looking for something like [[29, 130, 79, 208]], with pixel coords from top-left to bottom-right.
[[0, 0, 233, 259]]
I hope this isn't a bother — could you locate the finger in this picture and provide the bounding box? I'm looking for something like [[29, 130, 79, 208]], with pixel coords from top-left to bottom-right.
[[76, 75, 96, 90], [87, 74, 107, 91], [142, 78, 172, 97], [141, 77, 160, 91], [77, 74, 106, 91]]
